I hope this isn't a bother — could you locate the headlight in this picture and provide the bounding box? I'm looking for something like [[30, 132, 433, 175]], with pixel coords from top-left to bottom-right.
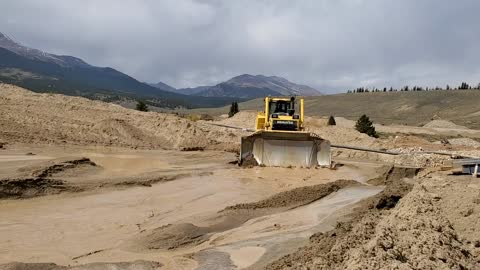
[[293, 114, 300, 119], [272, 114, 279, 118]]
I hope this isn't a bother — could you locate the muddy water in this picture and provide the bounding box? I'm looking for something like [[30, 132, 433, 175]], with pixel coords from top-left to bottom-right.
[[0, 173, 262, 265], [197, 186, 383, 269], [85, 151, 230, 177], [0, 147, 385, 269], [0, 155, 52, 161], [0, 154, 53, 178]]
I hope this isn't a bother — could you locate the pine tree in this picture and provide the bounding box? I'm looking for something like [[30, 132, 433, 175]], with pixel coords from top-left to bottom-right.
[[327, 116, 336, 126], [228, 102, 239, 117], [459, 82, 470, 90], [228, 102, 235, 117], [234, 102, 239, 114], [355, 115, 378, 138], [135, 100, 148, 112]]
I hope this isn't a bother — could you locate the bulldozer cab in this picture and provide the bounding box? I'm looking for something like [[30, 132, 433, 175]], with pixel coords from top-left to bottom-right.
[[256, 97, 304, 132], [270, 99, 294, 115]]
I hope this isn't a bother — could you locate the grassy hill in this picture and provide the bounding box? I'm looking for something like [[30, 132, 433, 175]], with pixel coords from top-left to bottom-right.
[[190, 90, 480, 129]]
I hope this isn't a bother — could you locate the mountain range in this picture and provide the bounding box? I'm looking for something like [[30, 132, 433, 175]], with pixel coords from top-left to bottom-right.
[[150, 74, 321, 99], [0, 32, 321, 108], [0, 32, 244, 108]]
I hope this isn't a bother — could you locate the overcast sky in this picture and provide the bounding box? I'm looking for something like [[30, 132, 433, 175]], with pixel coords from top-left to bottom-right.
[[1, 0, 479, 93]]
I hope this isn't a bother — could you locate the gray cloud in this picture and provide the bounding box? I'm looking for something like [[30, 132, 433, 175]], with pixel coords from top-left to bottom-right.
[[1, 0, 479, 92]]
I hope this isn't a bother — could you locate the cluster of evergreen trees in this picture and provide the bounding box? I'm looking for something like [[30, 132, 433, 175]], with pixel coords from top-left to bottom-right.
[[347, 82, 480, 93]]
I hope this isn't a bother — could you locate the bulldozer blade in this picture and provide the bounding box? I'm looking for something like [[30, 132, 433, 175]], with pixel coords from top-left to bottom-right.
[[240, 131, 331, 168]]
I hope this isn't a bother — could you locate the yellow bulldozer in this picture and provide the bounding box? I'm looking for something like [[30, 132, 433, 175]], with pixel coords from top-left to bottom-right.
[[239, 96, 331, 168]]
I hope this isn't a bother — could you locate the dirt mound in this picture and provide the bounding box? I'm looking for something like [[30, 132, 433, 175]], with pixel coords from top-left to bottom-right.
[[0, 261, 162, 270], [0, 84, 240, 151], [304, 116, 356, 129], [308, 125, 379, 148], [448, 138, 480, 148], [304, 117, 329, 128], [330, 117, 356, 128], [343, 185, 477, 270], [214, 111, 257, 129], [368, 166, 421, 186], [392, 149, 453, 167], [428, 175, 480, 256], [91, 118, 161, 147], [424, 120, 468, 129], [226, 179, 358, 210]]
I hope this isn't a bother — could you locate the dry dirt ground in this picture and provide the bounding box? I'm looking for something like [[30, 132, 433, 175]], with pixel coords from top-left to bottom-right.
[[1, 84, 480, 269]]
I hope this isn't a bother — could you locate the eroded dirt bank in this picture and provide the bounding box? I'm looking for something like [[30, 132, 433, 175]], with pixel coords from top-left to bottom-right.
[[267, 172, 480, 270], [0, 84, 242, 152]]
